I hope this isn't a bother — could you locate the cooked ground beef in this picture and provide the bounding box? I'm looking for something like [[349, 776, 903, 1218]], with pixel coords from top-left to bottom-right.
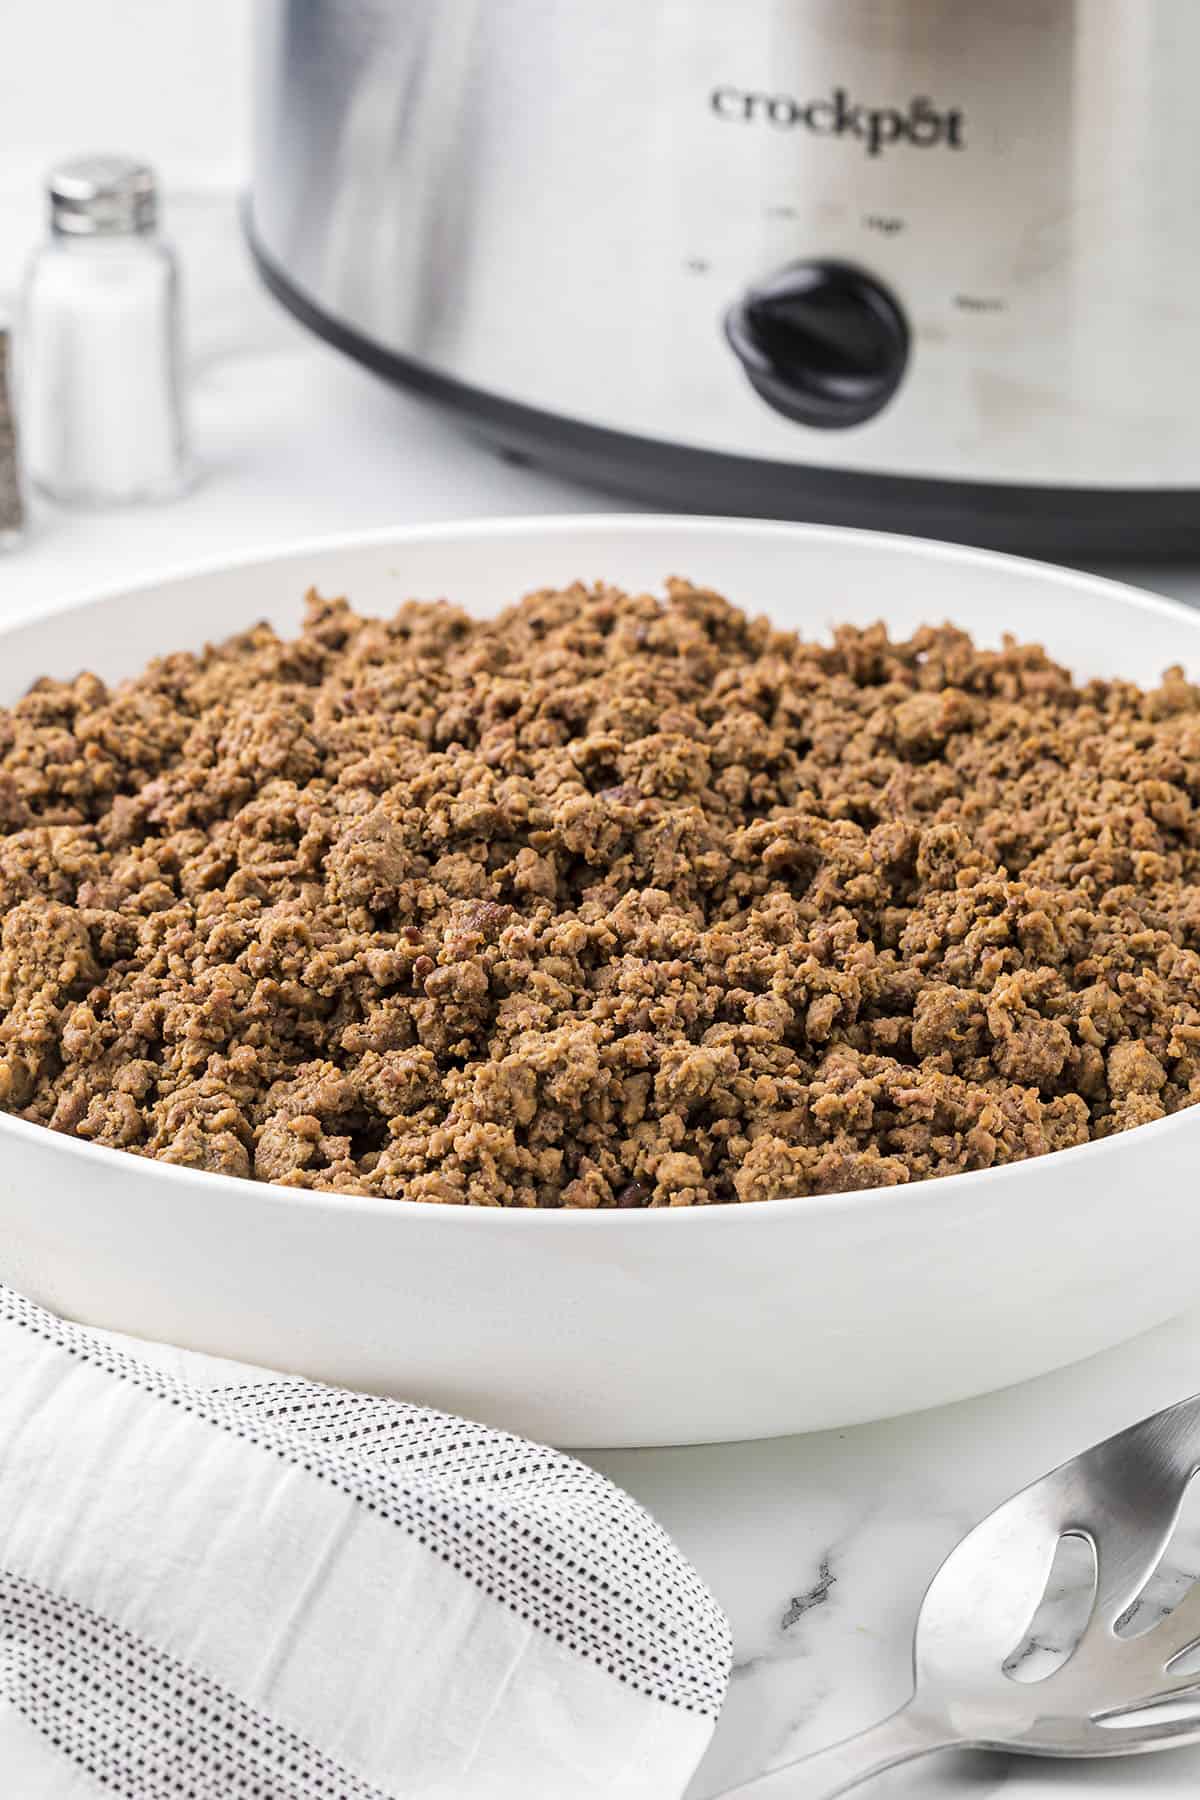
[[1, 579, 1199, 1206]]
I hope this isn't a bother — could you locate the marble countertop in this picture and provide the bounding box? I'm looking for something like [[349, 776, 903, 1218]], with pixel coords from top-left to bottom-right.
[[6, 189, 1200, 1799]]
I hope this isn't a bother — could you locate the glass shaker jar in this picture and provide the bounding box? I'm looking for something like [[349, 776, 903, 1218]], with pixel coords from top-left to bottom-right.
[[0, 308, 24, 548], [22, 155, 191, 506]]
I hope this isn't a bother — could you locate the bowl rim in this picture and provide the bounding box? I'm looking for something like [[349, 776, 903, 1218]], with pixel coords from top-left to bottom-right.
[[1, 1095, 1197, 1234], [3, 510, 1199, 1232], [7, 510, 1200, 639]]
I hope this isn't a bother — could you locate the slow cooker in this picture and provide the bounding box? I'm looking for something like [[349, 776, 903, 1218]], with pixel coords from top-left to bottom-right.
[[248, 1, 1200, 553]]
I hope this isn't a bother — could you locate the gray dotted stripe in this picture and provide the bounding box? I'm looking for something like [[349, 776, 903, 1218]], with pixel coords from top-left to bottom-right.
[[0, 1571, 393, 1800], [216, 1383, 716, 1629], [0, 1289, 730, 1715]]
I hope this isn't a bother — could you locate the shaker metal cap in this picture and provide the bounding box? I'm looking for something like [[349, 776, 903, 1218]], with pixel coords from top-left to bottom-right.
[[48, 155, 157, 236]]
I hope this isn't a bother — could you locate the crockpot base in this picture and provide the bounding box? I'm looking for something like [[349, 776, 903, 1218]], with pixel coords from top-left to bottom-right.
[[248, 217, 1200, 560]]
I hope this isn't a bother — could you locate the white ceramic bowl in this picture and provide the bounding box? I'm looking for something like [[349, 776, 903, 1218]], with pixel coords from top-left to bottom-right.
[[2, 517, 1199, 1447]]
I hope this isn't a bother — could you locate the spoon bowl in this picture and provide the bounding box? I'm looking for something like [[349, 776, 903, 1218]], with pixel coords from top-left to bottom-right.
[[721, 1392, 1200, 1795]]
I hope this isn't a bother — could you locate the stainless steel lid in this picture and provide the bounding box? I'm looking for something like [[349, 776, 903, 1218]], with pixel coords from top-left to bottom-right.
[[48, 155, 157, 236]]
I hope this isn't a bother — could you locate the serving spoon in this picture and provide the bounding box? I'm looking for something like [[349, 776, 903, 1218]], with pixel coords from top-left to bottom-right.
[[718, 1390, 1200, 1796]]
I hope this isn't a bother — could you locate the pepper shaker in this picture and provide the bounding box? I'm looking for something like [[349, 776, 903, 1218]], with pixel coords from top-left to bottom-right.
[[0, 308, 24, 546], [22, 155, 191, 506]]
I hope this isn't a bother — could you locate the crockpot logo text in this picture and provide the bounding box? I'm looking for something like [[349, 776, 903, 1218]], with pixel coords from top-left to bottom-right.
[[710, 86, 965, 156]]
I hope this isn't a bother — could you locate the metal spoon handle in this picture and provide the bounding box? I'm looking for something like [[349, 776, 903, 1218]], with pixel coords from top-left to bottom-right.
[[712, 1704, 955, 1799]]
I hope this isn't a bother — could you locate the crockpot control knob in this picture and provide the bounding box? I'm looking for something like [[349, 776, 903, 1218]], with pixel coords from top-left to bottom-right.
[[725, 260, 909, 429]]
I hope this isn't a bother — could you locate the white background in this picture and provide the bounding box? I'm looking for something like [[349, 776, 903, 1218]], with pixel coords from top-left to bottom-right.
[[0, 0, 249, 190]]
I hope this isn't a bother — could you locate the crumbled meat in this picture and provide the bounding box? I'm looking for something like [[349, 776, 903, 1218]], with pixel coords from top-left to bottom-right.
[[1, 580, 1199, 1206]]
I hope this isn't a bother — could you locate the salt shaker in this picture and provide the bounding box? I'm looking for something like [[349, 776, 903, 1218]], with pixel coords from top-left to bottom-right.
[[22, 156, 191, 506]]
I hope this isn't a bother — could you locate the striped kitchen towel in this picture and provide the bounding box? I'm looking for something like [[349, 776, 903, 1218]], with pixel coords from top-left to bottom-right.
[[0, 1285, 730, 1797]]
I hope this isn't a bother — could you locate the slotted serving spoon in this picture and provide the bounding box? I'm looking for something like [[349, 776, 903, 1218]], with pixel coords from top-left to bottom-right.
[[718, 1391, 1200, 1797]]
